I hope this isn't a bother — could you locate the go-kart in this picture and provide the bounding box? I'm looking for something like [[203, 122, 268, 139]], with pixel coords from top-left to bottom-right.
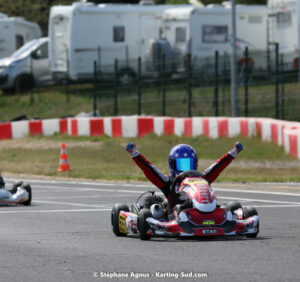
[[111, 170, 259, 240], [0, 181, 32, 206]]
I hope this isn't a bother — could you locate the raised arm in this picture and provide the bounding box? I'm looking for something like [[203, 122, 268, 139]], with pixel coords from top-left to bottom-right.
[[125, 142, 170, 190], [203, 142, 243, 184]]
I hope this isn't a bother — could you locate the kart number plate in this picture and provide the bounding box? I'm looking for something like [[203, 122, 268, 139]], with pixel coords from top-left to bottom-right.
[[202, 229, 217, 235]]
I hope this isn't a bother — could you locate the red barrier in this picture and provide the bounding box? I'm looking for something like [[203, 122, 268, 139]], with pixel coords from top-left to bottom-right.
[[218, 119, 228, 137], [111, 117, 122, 137], [59, 119, 68, 134], [202, 118, 209, 137], [90, 118, 104, 137], [138, 117, 154, 137], [184, 118, 192, 137], [240, 119, 249, 137], [289, 134, 298, 158], [29, 120, 42, 136], [164, 119, 174, 136], [0, 122, 12, 140]]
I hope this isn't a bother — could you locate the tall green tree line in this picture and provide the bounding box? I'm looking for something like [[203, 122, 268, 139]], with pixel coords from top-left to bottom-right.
[[0, 0, 267, 35]]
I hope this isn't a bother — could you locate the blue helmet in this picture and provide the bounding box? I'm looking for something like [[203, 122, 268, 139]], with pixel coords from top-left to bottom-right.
[[168, 144, 198, 178]]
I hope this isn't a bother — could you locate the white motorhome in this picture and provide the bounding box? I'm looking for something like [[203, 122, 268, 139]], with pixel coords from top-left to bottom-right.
[[162, 4, 268, 72], [0, 13, 42, 59], [267, 0, 300, 70], [49, 2, 187, 84]]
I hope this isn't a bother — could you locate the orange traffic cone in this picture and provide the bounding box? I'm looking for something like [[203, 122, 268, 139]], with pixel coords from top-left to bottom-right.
[[58, 143, 71, 172]]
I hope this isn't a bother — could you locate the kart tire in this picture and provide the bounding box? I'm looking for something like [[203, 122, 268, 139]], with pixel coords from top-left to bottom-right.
[[21, 183, 32, 206], [243, 207, 259, 238], [227, 201, 242, 213], [111, 204, 129, 237], [141, 194, 164, 209], [138, 209, 152, 240]]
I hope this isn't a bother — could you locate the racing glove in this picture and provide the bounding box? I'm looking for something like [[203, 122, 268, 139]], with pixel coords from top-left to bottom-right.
[[228, 142, 243, 158], [125, 142, 139, 157]]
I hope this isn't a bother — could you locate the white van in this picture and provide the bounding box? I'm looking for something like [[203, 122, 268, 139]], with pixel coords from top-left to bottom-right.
[[0, 37, 52, 93], [0, 13, 41, 59]]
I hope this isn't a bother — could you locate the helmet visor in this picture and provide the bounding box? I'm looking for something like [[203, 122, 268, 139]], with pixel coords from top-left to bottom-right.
[[176, 158, 196, 172]]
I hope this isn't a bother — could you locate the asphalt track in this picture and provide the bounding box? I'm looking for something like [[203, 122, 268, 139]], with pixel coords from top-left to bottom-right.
[[1, 179, 300, 282]]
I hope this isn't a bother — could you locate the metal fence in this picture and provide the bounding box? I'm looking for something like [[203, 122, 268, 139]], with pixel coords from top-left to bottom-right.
[[92, 45, 300, 121], [1, 45, 300, 122]]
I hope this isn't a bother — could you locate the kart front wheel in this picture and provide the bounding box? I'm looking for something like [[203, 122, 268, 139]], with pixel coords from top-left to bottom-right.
[[21, 183, 32, 206], [243, 207, 259, 238], [138, 209, 152, 240], [227, 201, 242, 213], [111, 204, 129, 237]]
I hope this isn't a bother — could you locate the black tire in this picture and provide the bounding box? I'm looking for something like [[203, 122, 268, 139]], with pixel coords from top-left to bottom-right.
[[227, 201, 242, 213], [21, 183, 32, 206], [243, 207, 259, 238], [118, 69, 136, 86], [111, 204, 129, 236], [138, 209, 152, 240], [14, 75, 35, 93], [141, 193, 164, 209]]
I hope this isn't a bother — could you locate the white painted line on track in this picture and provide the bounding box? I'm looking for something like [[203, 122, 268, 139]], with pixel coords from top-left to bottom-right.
[[218, 196, 300, 205], [15, 184, 300, 199], [6, 178, 300, 196], [250, 204, 300, 208], [0, 208, 111, 214], [214, 188, 300, 197], [34, 195, 125, 200], [34, 200, 111, 208]]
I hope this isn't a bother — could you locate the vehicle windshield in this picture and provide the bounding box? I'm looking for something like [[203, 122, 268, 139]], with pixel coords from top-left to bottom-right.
[[11, 40, 39, 58]]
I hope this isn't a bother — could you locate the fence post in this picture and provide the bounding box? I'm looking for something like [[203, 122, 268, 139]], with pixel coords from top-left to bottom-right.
[[275, 43, 279, 119], [114, 59, 118, 116], [66, 47, 69, 103], [214, 50, 219, 117], [162, 53, 166, 116], [187, 53, 192, 117], [280, 54, 285, 120], [137, 57, 142, 115], [244, 46, 249, 117], [93, 61, 98, 117]]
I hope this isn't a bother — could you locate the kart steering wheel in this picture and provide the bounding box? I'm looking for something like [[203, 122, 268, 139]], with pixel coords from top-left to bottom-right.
[[171, 170, 204, 196]]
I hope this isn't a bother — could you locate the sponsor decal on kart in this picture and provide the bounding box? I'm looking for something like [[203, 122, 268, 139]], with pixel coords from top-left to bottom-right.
[[119, 214, 128, 234], [126, 215, 138, 234], [202, 220, 215, 225]]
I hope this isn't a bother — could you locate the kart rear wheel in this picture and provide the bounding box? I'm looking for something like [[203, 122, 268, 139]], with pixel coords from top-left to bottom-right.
[[138, 209, 152, 240], [21, 183, 32, 206], [243, 207, 259, 238], [111, 204, 129, 237], [227, 201, 242, 213]]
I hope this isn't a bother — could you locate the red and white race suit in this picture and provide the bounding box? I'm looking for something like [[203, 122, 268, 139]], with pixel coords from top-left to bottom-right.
[[131, 151, 235, 209]]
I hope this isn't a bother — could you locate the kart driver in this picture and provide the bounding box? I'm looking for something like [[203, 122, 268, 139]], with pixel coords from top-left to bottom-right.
[[126, 142, 243, 212]]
